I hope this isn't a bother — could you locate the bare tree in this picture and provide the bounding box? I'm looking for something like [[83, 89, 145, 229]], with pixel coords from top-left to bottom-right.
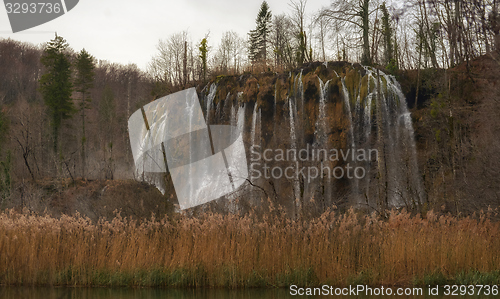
[[492, 0, 500, 51], [271, 14, 296, 70], [214, 31, 246, 75], [289, 0, 312, 65], [319, 0, 375, 65], [148, 31, 194, 88]]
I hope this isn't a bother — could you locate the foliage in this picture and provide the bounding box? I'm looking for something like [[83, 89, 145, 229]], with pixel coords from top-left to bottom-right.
[[319, 0, 372, 65], [74, 48, 95, 177], [0, 151, 11, 202], [199, 37, 208, 82], [74, 49, 95, 96], [39, 35, 75, 153], [0, 109, 8, 150], [99, 85, 115, 126], [380, 2, 393, 66], [249, 1, 272, 65], [385, 58, 398, 73], [0, 110, 10, 198]]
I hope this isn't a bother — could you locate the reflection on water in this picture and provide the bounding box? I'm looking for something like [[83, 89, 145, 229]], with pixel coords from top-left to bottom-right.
[[0, 286, 480, 298], [2, 287, 292, 299]]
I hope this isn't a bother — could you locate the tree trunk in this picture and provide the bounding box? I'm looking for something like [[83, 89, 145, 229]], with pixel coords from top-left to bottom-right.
[[361, 0, 371, 65], [376, 69, 387, 210], [492, 1, 500, 51], [183, 41, 187, 87], [81, 90, 86, 178]]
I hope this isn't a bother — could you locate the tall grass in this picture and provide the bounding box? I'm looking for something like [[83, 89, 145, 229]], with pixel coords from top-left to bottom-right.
[[0, 208, 499, 287]]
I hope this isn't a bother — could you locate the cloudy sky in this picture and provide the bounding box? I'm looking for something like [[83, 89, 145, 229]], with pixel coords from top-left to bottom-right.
[[0, 0, 330, 71]]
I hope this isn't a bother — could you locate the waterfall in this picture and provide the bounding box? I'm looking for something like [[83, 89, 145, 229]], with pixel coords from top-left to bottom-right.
[[226, 100, 246, 214], [206, 83, 217, 124], [336, 67, 424, 208], [289, 100, 297, 151], [251, 104, 257, 148], [222, 92, 231, 122], [298, 71, 304, 134], [380, 72, 425, 206], [289, 99, 301, 217], [316, 77, 331, 147], [249, 102, 262, 205], [230, 103, 236, 127], [236, 101, 245, 139], [317, 77, 333, 207], [180, 64, 423, 213], [340, 78, 355, 148], [215, 99, 222, 120], [250, 102, 261, 150]]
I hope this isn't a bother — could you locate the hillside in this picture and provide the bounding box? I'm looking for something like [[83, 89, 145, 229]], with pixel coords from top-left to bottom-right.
[[0, 36, 499, 219]]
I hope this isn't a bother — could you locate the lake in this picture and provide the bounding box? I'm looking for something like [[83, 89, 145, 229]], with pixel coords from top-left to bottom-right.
[[0, 286, 483, 298]]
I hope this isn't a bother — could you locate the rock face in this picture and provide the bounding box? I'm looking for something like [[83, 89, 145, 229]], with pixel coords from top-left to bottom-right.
[[191, 61, 425, 216]]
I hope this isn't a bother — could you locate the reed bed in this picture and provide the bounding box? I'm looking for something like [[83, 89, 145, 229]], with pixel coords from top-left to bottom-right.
[[0, 208, 499, 287]]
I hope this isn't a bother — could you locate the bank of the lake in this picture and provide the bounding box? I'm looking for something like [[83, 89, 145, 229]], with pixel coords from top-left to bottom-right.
[[0, 209, 499, 288]]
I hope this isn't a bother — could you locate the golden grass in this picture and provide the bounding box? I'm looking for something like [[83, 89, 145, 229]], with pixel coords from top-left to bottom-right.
[[0, 208, 499, 287]]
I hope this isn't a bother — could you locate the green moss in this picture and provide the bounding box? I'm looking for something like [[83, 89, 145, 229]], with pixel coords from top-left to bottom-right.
[[359, 75, 369, 105], [348, 270, 373, 285], [413, 270, 451, 286], [413, 270, 500, 287], [215, 75, 225, 83], [369, 77, 376, 93], [454, 270, 500, 285], [276, 267, 318, 287], [434, 129, 441, 142]]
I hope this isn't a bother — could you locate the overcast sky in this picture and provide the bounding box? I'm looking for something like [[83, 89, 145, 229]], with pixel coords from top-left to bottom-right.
[[0, 0, 330, 71]]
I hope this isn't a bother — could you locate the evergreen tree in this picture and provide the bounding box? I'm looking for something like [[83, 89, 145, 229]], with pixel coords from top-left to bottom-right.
[[249, 1, 272, 66], [380, 2, 393, 67], [199, 37, 208, 82], [39, 34, 75, 153], [74, 48, 95, 177]]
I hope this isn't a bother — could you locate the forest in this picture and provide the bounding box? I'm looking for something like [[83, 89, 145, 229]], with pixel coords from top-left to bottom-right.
[[0, 0, 500, 290], [0, 0, 499, 218]]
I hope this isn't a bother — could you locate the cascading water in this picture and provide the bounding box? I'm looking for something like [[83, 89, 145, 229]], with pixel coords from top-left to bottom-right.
[[236, 101, 245, 139], [340, 78, 356, 148], [250, 102, 261, 151], [317, 77, 333, 207], [297, 71, 305, 144], [249, 102, 262, 206], [380, 72, 425, 206], [289, 98, 301, 217], [316, 77, 330, 147], [206, 84, 217, 124], [184, 62, 424, 214], [338, 66, 424, 208], [230, 104, 236, 127], [215, 99, 222, 120]]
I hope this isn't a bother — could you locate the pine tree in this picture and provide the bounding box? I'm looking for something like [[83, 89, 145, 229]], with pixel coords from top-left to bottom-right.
[[74, 48, 95, 177], [39, 34, 75, 153], [249, 1, 272, 66]]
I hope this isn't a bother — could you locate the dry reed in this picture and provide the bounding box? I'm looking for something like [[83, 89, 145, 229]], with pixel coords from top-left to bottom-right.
[[0, 208, 499, 287]]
